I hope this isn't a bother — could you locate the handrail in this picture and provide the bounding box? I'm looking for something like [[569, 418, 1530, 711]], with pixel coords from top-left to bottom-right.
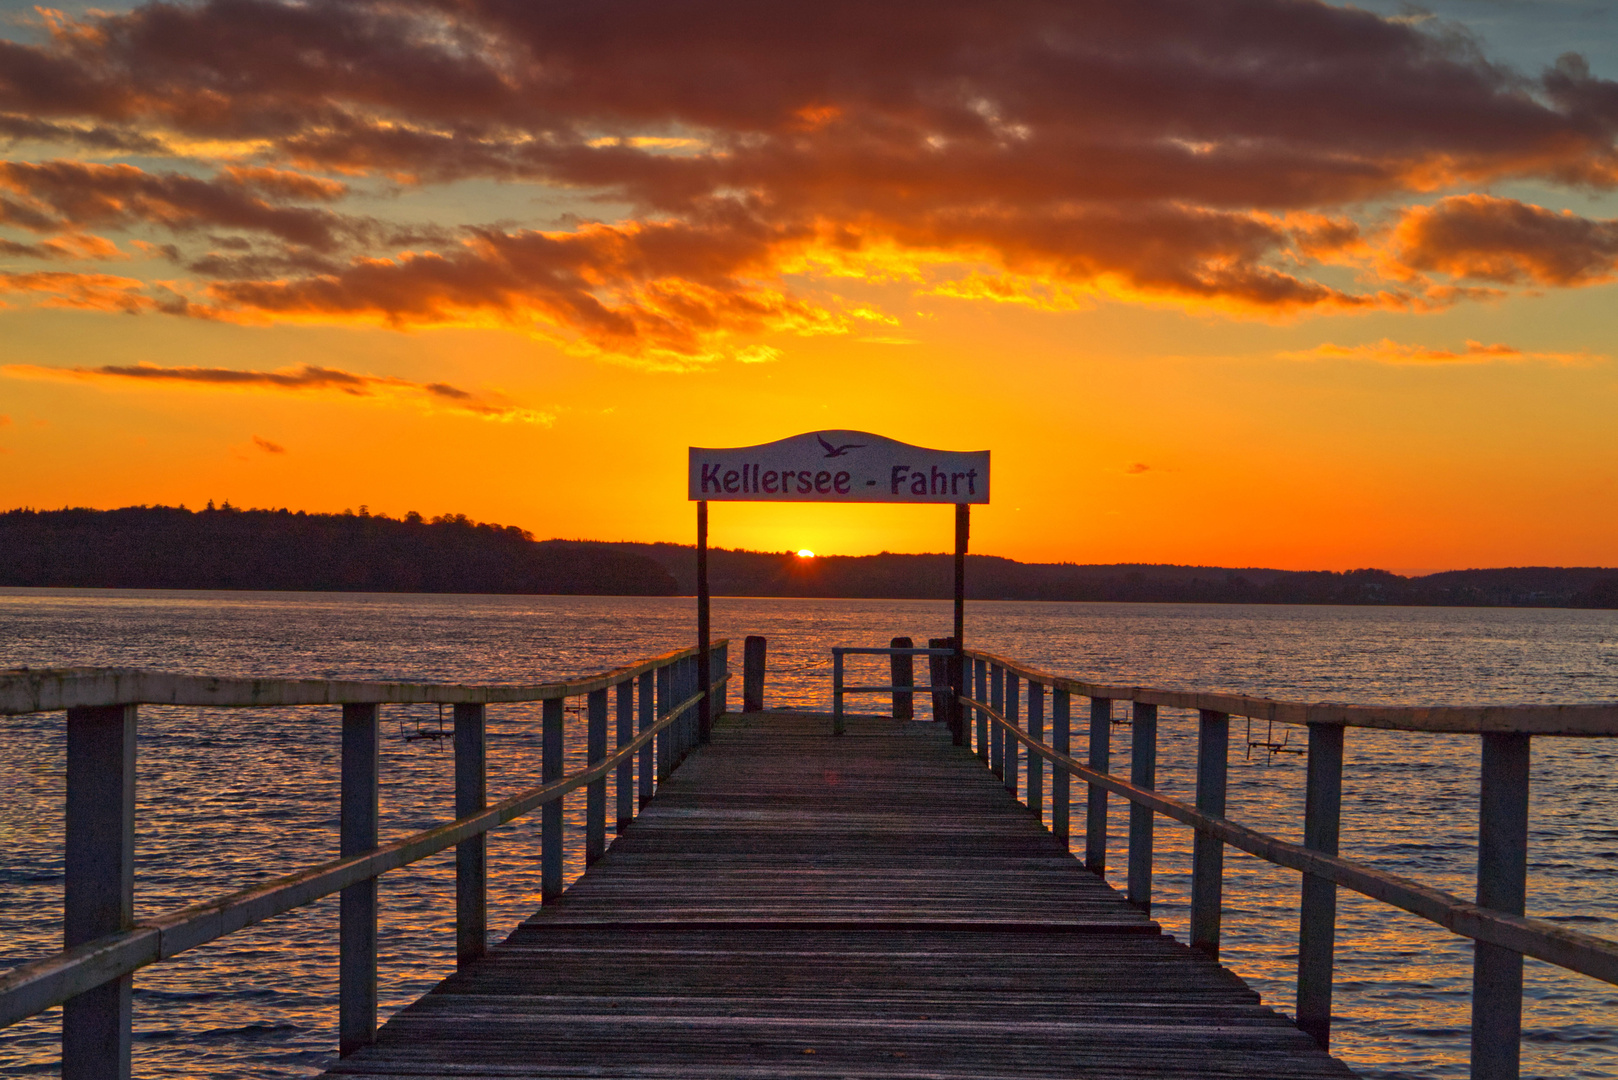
[[966, 692, 1618, 986], [830, 643, 952, 734], [967, 648, 1618, 735], [0, 676, 719, 1026], [0, 640, 730, 1073], [0, 647, 708, 714], [950, 645, 1616, 1080]]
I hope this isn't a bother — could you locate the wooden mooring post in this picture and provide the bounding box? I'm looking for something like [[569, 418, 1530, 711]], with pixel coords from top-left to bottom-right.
[[890, 636, 914, 720], [743, 635, 766, 712]]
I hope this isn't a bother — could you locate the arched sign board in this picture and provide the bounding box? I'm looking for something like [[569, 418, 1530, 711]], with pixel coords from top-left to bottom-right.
[[689, 430, 989, 503], [686, 431, 989, 744]]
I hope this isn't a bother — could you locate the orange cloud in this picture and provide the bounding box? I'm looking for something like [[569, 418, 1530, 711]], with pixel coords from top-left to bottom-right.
[[1284, 339, 1603, 365], [1392, 196, 1618, 286], [0, 270, 164, 313]]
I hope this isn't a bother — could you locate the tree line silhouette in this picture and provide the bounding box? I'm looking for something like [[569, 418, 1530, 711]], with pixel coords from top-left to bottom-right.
[[3, 506, 1613, 606], [0, 505, 677, 595]]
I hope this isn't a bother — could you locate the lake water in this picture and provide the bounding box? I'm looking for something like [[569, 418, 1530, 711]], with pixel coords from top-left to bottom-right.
[[2, 589, 1616, 1078]]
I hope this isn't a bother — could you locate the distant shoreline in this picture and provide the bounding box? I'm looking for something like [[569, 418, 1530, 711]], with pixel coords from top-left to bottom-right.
[[5, 583, 1618, 613], [4, 505, 1615, 609]]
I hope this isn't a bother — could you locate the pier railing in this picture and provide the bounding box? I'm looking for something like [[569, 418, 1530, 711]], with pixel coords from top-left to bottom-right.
[[0, 641, 729, 1078], [948, 647, 1618, 1080]]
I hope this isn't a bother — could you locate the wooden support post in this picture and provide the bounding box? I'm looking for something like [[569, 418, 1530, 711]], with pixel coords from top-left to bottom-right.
[[63, 704, 136, 1080], [890, 636, 914, 720], [615, 680, 634, 829], [1297, 722, 1344, 1048], [1052, 689, 1071, 844], [656, 663, 672, 779], [975, 658, 989, 761], [1190, 709, 1229, 959], [637, 671, 654, 808], [673, 657, 688, 756], [833, 649, 846, 735], [686, 655, 700, 751], [1127, 702, 1158, 913], [953, 502, 968, 746], [714, 640, 729, 717], [1004, 674, 1020, 796], [743, 636, 766, 712], [453, 703, 486, 968], [586, 687, 608, 865], [927, 638, 949, 723], [1027, 682, 1045, 818], [1471, 732, 1531, 1080], [990, 664, 1004, 779], [696, 501, 711, 744], [1087, 697, 1112, 875], [339, 703, 379, 1055], [541, 697, 564, 903]]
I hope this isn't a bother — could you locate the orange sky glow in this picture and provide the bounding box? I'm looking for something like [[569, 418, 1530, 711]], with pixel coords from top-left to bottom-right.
[[2, 0, 1616, 572]]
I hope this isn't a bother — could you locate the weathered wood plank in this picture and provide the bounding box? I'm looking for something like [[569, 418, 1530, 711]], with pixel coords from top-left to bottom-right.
[[326, 712, 1357, 1079]]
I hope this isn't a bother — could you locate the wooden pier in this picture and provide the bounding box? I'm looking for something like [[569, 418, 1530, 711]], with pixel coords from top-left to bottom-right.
[[326, 711, 1354, 1078], [7, 640, 1618, 1080]]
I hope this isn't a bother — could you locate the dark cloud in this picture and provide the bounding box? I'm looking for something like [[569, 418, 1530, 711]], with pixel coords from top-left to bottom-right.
[[0, 358, 551, 420], [1394, 195, 1618, 285], [251, 434, 285, 453], [0, 160, 352, 248], [0, 0, 1616, 350]]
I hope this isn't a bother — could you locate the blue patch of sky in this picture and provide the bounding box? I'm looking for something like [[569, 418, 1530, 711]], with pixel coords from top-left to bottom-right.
[[1337, 0, 1616, 77]]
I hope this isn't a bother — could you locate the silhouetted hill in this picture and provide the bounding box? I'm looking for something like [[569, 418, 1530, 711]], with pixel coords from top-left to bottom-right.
[[602, 543, 1618, 608], [4, 507, 1613, 606], [0, 506, 677, 595]]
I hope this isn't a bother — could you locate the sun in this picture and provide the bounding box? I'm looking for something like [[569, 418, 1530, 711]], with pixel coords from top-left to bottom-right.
[[796, 549, 815, 558]]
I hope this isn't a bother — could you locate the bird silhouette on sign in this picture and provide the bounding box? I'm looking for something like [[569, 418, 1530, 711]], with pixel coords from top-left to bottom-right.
[[817, 434, 866, 458]]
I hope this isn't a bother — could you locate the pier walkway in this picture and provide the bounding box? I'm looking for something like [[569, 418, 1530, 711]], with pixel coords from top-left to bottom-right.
[[326, 711, 1354, 1078]]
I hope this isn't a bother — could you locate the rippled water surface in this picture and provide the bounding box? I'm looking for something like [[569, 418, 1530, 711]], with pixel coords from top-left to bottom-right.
[[2, 590, 1616, 1078]]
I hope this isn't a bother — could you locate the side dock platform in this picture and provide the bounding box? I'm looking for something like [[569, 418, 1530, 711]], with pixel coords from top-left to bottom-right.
[[326, 712, 1355, 1078]]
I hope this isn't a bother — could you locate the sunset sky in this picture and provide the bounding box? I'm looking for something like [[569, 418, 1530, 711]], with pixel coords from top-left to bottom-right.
[[2, 0, 1616, 572]]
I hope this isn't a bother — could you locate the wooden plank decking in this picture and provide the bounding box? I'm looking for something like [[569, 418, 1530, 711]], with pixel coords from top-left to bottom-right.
[[327, 712, 1357, 1078]]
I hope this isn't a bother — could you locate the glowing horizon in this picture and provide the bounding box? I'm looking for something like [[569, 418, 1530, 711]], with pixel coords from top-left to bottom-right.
[[2, 0, 1616, 572]]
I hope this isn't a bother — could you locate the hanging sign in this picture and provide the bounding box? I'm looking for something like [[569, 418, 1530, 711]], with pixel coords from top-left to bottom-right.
[[689, 430, 989, 503]]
